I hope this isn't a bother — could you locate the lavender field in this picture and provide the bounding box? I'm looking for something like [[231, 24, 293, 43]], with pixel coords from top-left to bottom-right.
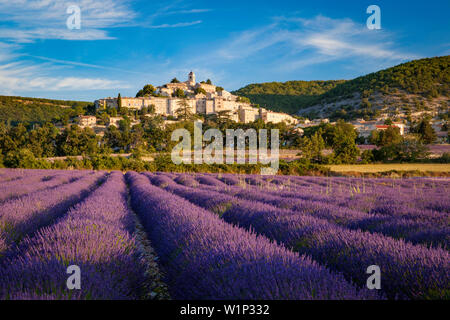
[[0, 168, 448, 300]]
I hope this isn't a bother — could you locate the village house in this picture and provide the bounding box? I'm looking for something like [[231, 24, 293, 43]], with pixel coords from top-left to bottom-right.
[[78, 115, 97, 128], [108, 117, 124, 127], [375, 123, 406, 135], [259, 108, 297, 125], [95, 72, 298, 125]]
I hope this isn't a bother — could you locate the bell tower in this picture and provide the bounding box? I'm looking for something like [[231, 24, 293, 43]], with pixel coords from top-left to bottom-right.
[[188, 71, 196, 86]]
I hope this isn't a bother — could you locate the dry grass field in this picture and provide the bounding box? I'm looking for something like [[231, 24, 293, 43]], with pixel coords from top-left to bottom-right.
[[326, 163, 450, 173]]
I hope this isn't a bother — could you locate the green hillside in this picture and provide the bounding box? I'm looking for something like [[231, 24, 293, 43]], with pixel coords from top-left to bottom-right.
[[233, 80, 345, 114], [233, 56, 450, 115], [321, 56, 449, 100], [0, 96, 92, 125]]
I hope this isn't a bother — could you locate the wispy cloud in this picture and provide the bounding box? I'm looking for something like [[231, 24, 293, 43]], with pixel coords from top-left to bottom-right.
[[0, 0, 136, 42], [0, 1, 146, 94], [170, 9, 212, 14], [0, 28, 115, 43], [25, 55, 147, 75], [148, 20, 202, 29], [202, 15, 417, 71], [140, 0, 210, 28], [0, 0, 211, 41], [0, 0, 135, 25], [0, 55, 129, 95]]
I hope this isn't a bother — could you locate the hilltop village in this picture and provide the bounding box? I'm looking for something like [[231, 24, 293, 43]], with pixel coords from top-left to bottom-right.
[[94, 72, 298, 125]]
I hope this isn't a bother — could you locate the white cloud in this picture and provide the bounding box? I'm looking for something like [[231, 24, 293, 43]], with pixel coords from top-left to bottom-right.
[[25, 55, 147, 75], [148, 20, 202, 29], [0, 0, 136, 42], [0, 0, 136, 27], [0, 0, 210, 41], [0, 59, 129, 94], [294, 16, 413, 61], [0, 1, 143, 94], [201, 15, 417, 71], [140, 1, 210, 28], [169, 9, 211, 14], [0, 38, 128, 94], [0, 28, 115, 43]]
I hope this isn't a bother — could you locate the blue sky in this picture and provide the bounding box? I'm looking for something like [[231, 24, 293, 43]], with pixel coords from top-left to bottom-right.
[[0, 0, 448, 101]]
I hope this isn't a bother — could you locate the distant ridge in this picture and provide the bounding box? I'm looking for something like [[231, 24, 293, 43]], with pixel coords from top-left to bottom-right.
[[0, 95, 91, 124], [233, 56, 450, 119]]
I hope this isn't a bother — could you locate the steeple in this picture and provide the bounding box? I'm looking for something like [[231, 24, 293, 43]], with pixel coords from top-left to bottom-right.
[[188, 71, 196, 86]]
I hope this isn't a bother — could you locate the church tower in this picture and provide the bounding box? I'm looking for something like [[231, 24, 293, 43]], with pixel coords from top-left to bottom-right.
[[188, 71, 196, 86]]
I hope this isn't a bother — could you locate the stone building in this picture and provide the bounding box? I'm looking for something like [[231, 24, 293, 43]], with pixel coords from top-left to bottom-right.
[[95, 72, 297, 125], [375, 123, 406, 135], [239, 106, 260, 123], [109, 117, 124, 127], [95, 97, 118, 109], [78, 115, 97, 128], [259, 109, 297, 124]]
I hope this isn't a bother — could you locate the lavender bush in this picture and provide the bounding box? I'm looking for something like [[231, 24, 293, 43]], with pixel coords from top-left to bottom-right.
[[127, 172, 378, 300], [159, 172, 450, 299], [0, 171, 106, 258], [0, 172, 147, 299]]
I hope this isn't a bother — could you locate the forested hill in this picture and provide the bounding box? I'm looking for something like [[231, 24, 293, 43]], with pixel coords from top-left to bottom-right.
[[232, 80, 346, 114], [0, 96, 92, 125], [233, 56, 450, 116]]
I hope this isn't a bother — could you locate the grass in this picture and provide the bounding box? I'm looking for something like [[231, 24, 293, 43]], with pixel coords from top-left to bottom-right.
[[326, 163, 450, 173]]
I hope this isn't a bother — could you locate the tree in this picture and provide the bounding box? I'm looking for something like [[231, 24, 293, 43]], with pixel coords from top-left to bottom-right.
[[416, 118, 437, 144], [62, 113, 70, 126], [57, 125, 98, 156], [394, 137, 430, 162], [117, 93, 122, 113], [171, 78, 180, 83], [325, 121, 359, 164], [361, 98, 371, 109], [176, 99, 193, 121], [73, 105, 85, 117], [370, 126, 403, 147], [373, 137, 429, 162], [4, 148, 44, 169], [142, 115, 166, 151], [9, 123, 28, 149], [136, 84, 156, 97], [27, 123, 59, 157], [104, 125, 123, 151], [237, 96, 251, 104], [331, 136, 360, 164], [206, 79, 212, 85], [109, 107, 118, 117], [194, 87, 207, 95], [300, 131, 325, 163], [322, 121, 357, 147], [173, 88, 186, 98]]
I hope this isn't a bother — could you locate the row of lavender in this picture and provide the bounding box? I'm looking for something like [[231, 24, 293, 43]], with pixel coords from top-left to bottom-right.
[[209, 173, 450, 215], [0, 168, 447, 300], [0, 169, 164, 299], [126, 172, 379, 299], [150, 172, 449, 299], [1, 169, 379, 300], [179, 174, 449, 249], [174, 172, 449, 248]]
